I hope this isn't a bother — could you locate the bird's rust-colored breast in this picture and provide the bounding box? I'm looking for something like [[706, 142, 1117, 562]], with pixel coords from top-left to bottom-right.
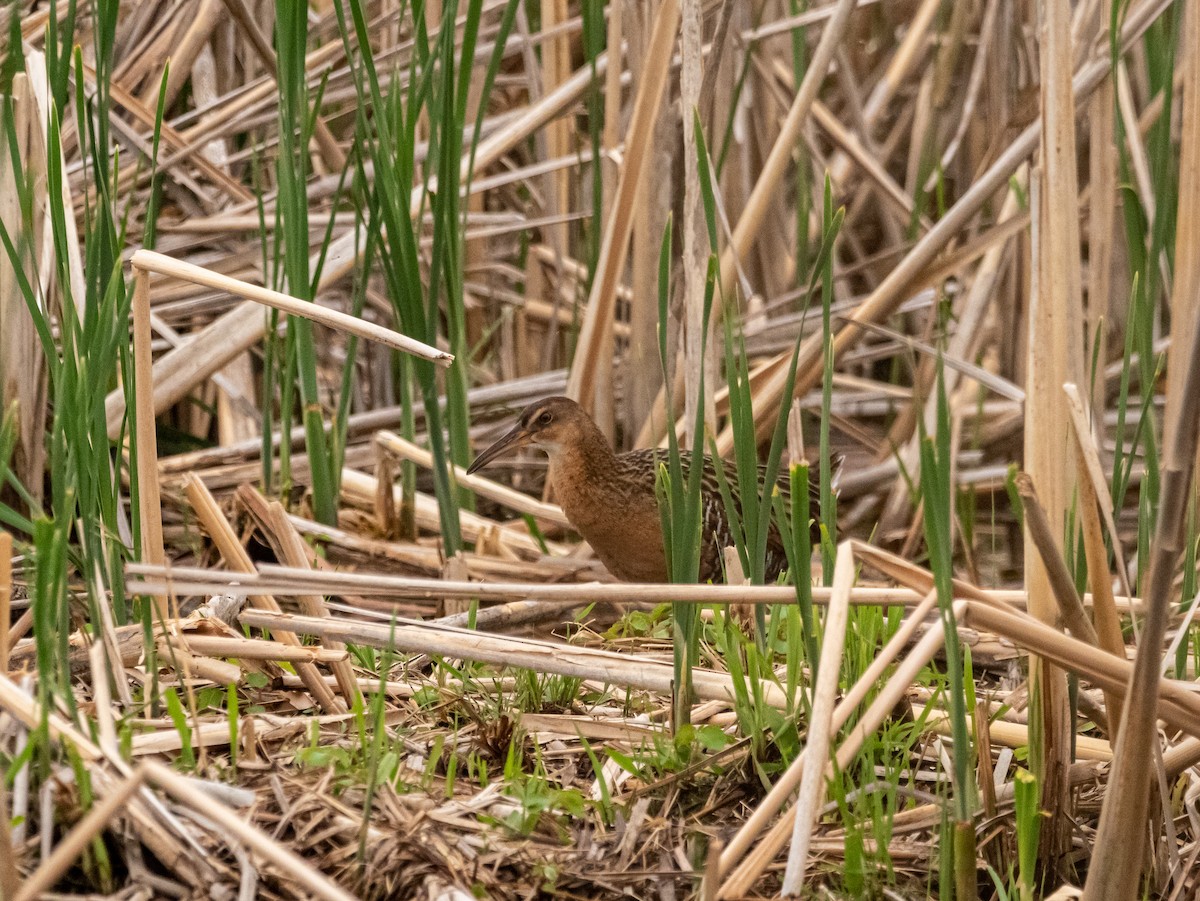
[[551, 450, 671, 582]]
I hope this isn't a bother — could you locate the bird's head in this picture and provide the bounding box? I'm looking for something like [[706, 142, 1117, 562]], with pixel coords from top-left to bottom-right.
[[466, 396, 592, 474]]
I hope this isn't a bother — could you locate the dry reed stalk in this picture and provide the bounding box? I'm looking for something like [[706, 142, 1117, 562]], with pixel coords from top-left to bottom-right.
[[1086, 6, 1116, 417], [0, 74, 48, 507], [629, 0, 863, 449], [0, 531, 10, 675], [780, 544, 855, 893], [131, 266, 170, 626], [960, 602, 1200, 741], [879, 183, 1026, 530], [146, 0, 222, 109], [1064, 384, 1128, 734], [565, 0, 679, 417], [106, 234, 404, 437], [183, 473, 342, 713], [374, 428, 571, 526], [0, 672, 102, 762], [14, 766, 148, 901], [1062, 384, 1133, 601], [716, 0, 858, 301], [1014, 474, 1098, 647], [106, 301, 273, 439], [540, 0, 571, 259], [216, 0, 346, 170], [1166, 0, 1200, 456], [155, 645, 242, 685], [0, 776, 15, 899], [339, 468, 570, 558], [624, 2, 672, 441], [920, 708, 1112, 762], [236, 488, 358, 709], [1028, 0, 1087, 860], [680, 0, 715, 443], [88, 63, 255, 205], [237, 609, 792, 709], [127, 558, 1144, 609], [1083, 8, 1200, 893], [131, 250, 449, 361], [87, 642, 120, 758], [164, 634, 348, 663], [141, 760, 357, 901]]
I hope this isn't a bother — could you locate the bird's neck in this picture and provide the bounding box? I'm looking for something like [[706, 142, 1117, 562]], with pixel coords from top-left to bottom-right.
[[547, 420, 621, 502]]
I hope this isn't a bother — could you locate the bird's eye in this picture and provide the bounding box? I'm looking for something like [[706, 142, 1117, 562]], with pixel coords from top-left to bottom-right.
[[538, 411, 553, 425]]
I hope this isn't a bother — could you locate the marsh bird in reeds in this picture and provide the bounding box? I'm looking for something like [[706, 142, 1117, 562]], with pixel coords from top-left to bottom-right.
[[466, 396, 826, 583]]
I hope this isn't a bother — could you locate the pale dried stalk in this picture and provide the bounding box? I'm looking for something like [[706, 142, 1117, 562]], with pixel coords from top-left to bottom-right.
[[920, 708, 1112, 761], [128, 558, 1143, 609], [165, 634, 348, 663], [239, 490, 359, 709], [90, 62, 255, 205], [0, 74, 48, 504], [781, 544, 855, 893], [340, 468, 569, 558], [1165, 0, 1200, 455], [1086, 2, 1116, 415], [105, 300, 265, 439], [961, 602, 1200, 742], [541, 0, 571, 223], [131, 250, 450, 362], [183, 473, 342, 713], [216, 0, 346, 170], [131, 268, 169, 625], [565, 0, 679, 414], [680, 0, 715, 444], [0, 531, 10, 674], [715, 0, 859, 301], [239, 609, 792, 709], [1014, 473, 1097, 648], [375, 428, 571, 527], [1028, 0, 1086, 860], [1064, 384, 1128, 734], [146, 0, 223, 109], [1062, 384, 1133, 602]]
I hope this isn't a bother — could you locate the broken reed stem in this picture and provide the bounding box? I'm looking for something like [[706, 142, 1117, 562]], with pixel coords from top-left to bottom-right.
[[237, 609, 792, 709], [961, 602, 1200, 743], [781, 544, 855, 893], [565, 0, 679, 414], [235, 486, 358, 710], [183, 474, 342, 713], [1064, 384, 1127, 736], [1014, 472, 1099, 647], [0, 530, 10, 674], [124, 560, 1145, 609], [129, 250, 452, 365], [131, 266, 169, 625]]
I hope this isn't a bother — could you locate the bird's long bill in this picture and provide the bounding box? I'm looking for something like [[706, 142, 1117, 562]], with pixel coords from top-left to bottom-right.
[[466, 425, 530, 475]]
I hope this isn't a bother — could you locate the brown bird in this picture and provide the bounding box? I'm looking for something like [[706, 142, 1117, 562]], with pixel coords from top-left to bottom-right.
[[466, 396, 825, 583]]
